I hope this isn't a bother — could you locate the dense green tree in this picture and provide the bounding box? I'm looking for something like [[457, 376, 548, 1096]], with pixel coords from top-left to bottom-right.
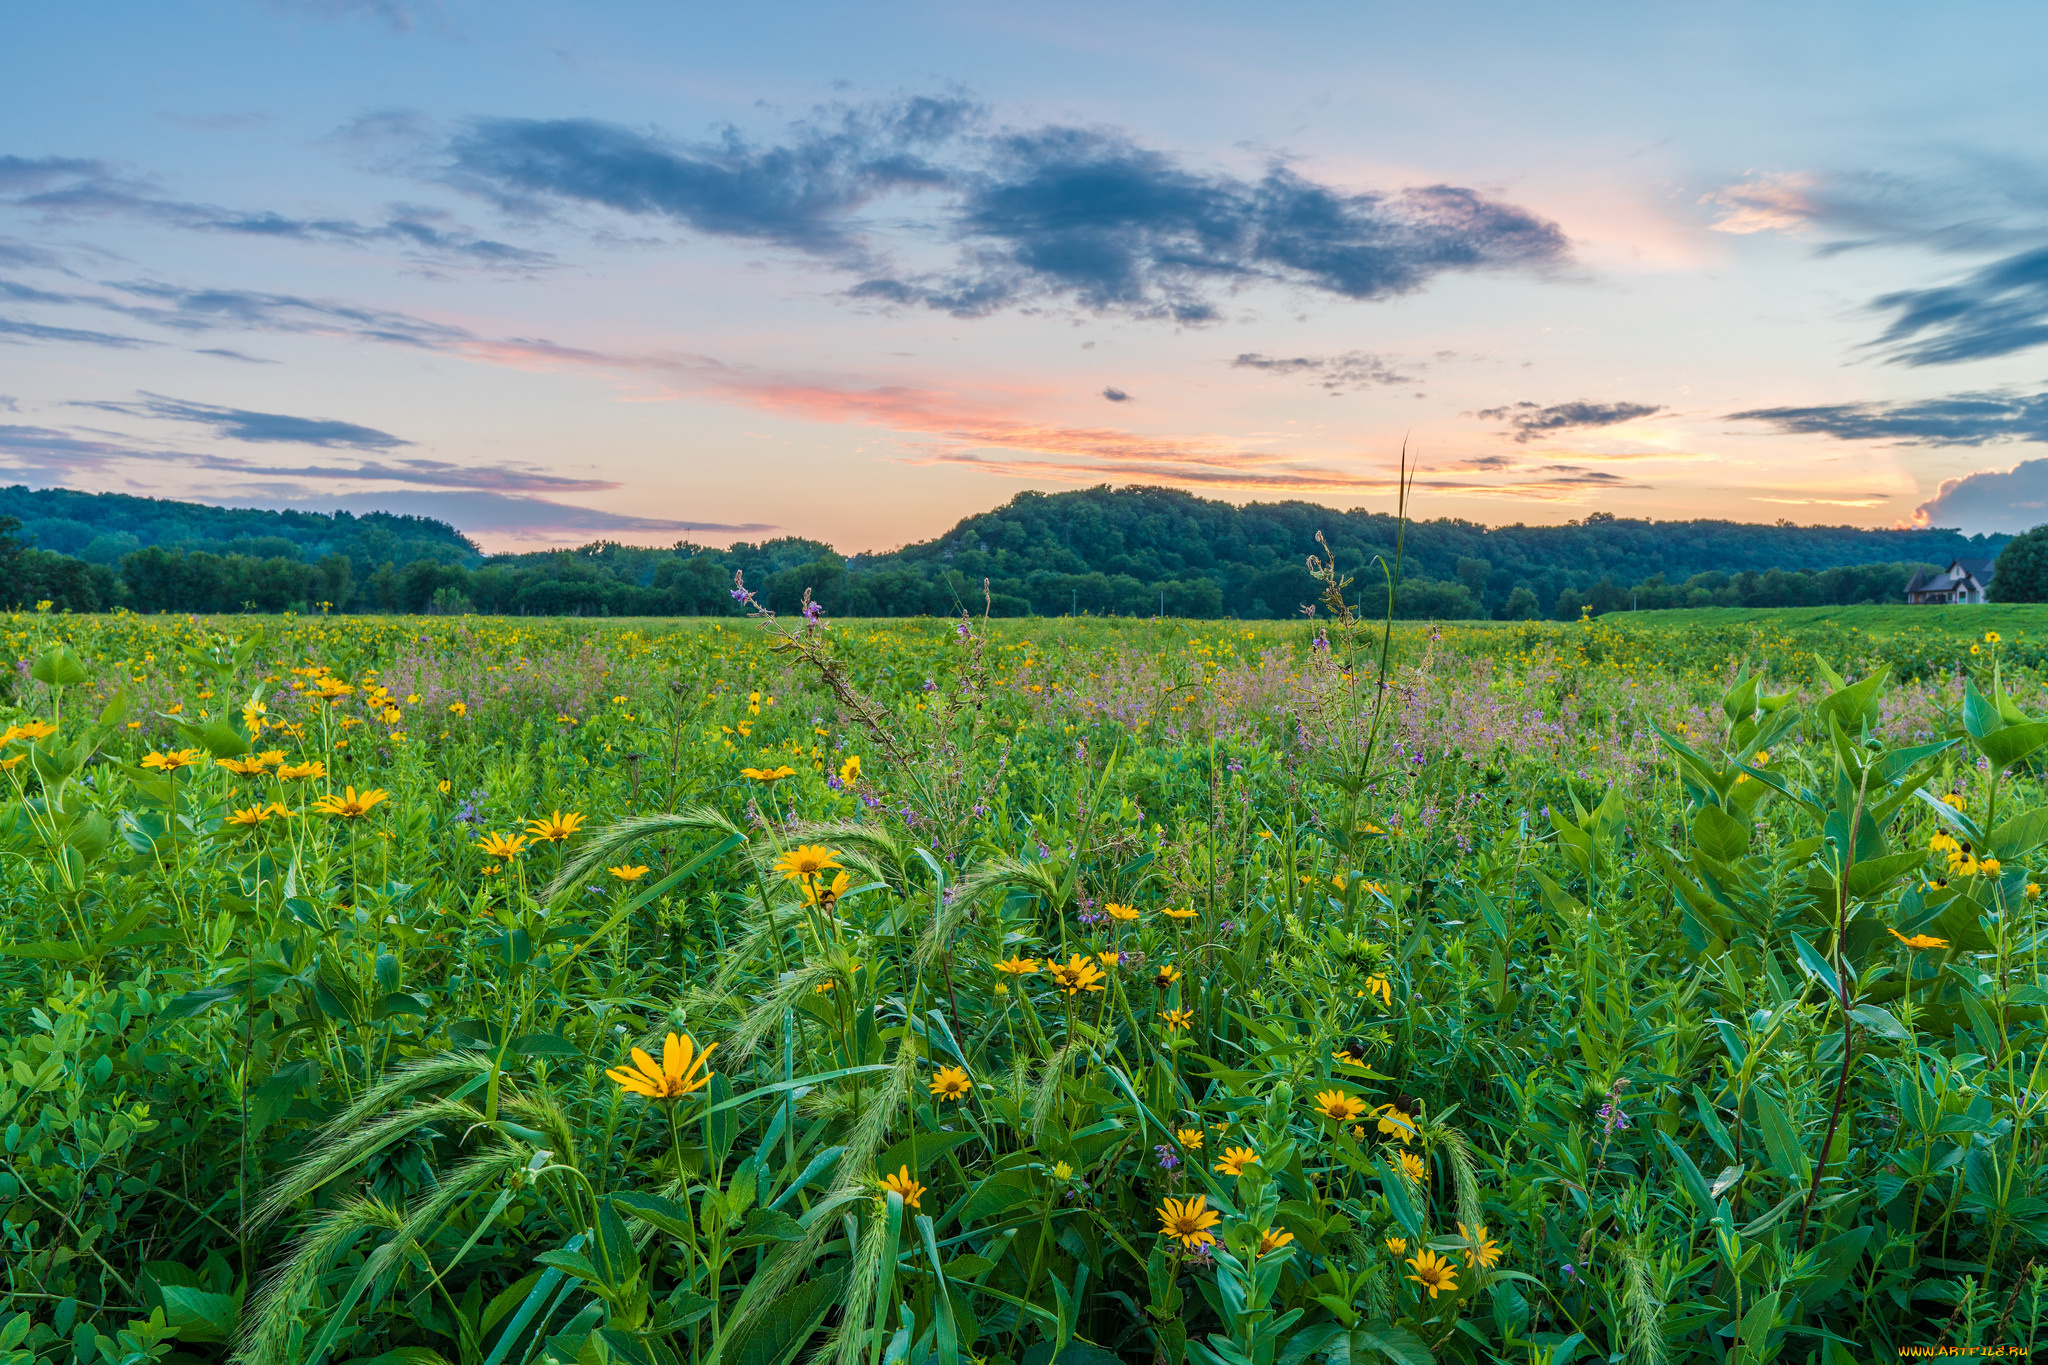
[[1991, 526, 2048, 602]]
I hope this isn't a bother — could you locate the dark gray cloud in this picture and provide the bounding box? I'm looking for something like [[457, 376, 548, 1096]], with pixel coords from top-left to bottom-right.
[[72, 392, 412, 450], [0, 314, 156, 348], [1916, 458, 2048, 534], [444, 100, 1567, 321], [1729, 390, 2048, 446], [1101, 387, 1130, 402], [1231, 351, 1414, 390], [0, 422, 613, 494], [446, 99, 972, 256], [1475, 399, 1662, 442], [2, 156, 550, 269], [100, 280, 473, 346], [1868, 246, 2048, 366]]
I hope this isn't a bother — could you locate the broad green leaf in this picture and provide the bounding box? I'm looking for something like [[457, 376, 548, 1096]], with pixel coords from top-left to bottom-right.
[[1692, 805, 1750, 863], [29, 645, 87, 689], [1754, 1091, 1810, 1185]]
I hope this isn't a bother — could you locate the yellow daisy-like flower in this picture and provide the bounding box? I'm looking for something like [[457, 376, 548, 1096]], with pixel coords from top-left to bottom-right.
[[994, 954, 1041, 976], [225, 805, 272, 827], [312, 786, 391, 819], [1156, 1194, 1221, 1249], [1458, 1222, 1503, 1268], [605, 1032, 716, 1101], [1987, 630, 2002, 644], [142, 748, 205, 772], [1213, 1146, 1259, 1176], [215, 755, 268, 776], [838, 755, 861, 788], [1046, 954, 1107, 995], [801, 870, 851, 908], [1097, 950, 1122, 967], [476, 831, 531, 861], [1256, 1227, 1296, 1256], [264, 803, 298, 820], [448, 701, 467, 717], [608, 864, 651, 881], [255, 749, 287, 769], [741, 765, 798, 782], [1362, 973, 1393, 1009], [1384, 1236, 1407, 1255], [277, 761, 327, 781], [0, 755, 25, 771], [1105, 902, 1139, 922], [1051, 1160, 1074, 1181], [521, 810, 585, 843], [5, 720, 57, 744], [1158, 1008, 1194, 1030], [1160, 906, 1197, 920], [1889, 926, 1949, 950], [438, 779, 453, 795], [929, 1065, 972, 1102], [1397, 1150, 1428, 1183], [1405, 1248, 1459, 1299], [773, 844, 844, 881], [1375, 1103, 1418, 1143], [1313, 1089, 1367, 1123], [1176, 1126, 1204, 1150], [1154, 964, 1182, 988], [880, 1165, 925, 1209]]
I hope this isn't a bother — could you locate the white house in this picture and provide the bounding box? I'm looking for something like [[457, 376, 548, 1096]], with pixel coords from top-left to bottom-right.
[[1905, 558, 1995, 604]]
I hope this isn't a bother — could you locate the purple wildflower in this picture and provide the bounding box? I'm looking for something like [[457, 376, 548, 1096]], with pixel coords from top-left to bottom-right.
[[1154, 1144, 1179, 1171]]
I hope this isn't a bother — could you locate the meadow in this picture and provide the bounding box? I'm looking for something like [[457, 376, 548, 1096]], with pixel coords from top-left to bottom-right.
[[1, 595, 2046, 1365]]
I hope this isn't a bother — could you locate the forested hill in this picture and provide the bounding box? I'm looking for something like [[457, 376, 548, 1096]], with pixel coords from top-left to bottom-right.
[[0, 482, 2011, 619]]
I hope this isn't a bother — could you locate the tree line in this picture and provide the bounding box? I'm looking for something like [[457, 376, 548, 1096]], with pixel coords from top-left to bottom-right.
[[0, 483, 2013, 618]]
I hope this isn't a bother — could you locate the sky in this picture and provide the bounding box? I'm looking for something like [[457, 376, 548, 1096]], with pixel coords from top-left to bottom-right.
[[6, 1, 2048, 551]]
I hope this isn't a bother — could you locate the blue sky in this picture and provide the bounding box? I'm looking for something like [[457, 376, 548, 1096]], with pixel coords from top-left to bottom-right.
[[6, 0, 2048, 548]]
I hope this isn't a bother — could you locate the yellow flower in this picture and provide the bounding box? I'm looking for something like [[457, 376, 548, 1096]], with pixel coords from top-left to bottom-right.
[[1405, 1248, 1459, 1299], [1213, 1146, 1259, 1176], [1046, 954, 1107, 995], [523, 810, 587, 843], [1158, 1008, 1194, 1030], [448, 702, 467, 717], [555, 714, 578, 726], [1105, 902, 1139, 922], [1161, 906, 1197, 920], [1156, 1195, 1221, 1249], [1987, 631, 2002, 644], [1374, 1103, 1418, 1143], [1362, 973, 1393, 1009], [314, 678, 353, 702], [606, 1032, 716, 1100], [1176, 1127, 1204, 1150], [2029, 883, 2042, 900], [313, 786, 390, 819], [0, 756, 22, 771], [995, 954, 1041, 976], [839, 755, 861, 788], [1256, 1227, 1296, 1256], [1458, 1222, 1503, 1268], [1889, 926, 1949, 950], [1982, 857, 2002, 875], [264, 803, 298, 820], [277, 761, 327, 781], [609, 864, 651, 882], [1397, 1150, 1428, 1183], [1097, 950, 1122, 967], [476, 831, 531, 861], [1154, 964, 1182, 988], [1313, 1089, 1367, 1122], [773, 844, 844, 881], [215, 755, 268, 776], [438, 779, 452, 795], [1051, 1160, 1075, 1181], [6, 720, 56, 744], [1384, 1236, 1407, 1255], [929, 1065, 972, 1102], [741, 765, 797, 782], [142, 748, 205, 772], [880, 1165, 925, 1208], [801, 870, 851, 908], [225, 806, 272, 827]]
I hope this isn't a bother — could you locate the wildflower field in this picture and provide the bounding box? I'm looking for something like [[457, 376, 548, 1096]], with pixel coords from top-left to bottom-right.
[[5, 596, 2048, 1365]]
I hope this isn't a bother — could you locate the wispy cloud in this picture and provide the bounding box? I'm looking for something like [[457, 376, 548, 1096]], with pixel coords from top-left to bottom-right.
[[1867, 246, 2048, 366], [1230, 351, 1414, 391], [72, 392, 412, 450], [0, 315, 156, 348], [1, 155, 550, 269], [443, 98, 1568, 321], [1729, 389, 2048, 445], [1474, 399, 1662, 442]]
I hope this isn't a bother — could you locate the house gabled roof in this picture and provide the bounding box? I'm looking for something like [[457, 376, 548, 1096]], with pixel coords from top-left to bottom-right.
[[1905, 569, 1932, 593], [1954, 557, 1995, 580]]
